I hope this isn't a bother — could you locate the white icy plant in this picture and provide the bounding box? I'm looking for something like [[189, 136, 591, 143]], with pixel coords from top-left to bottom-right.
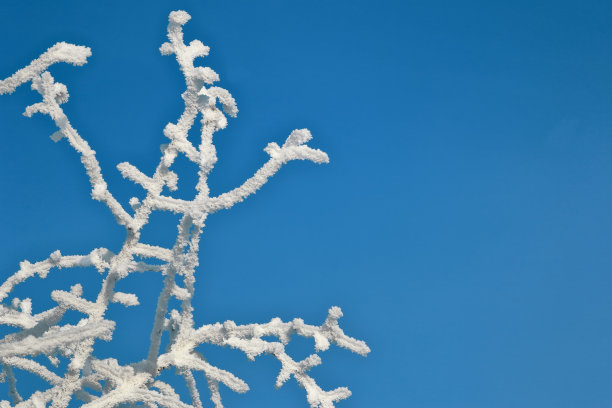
[[0, 10, 369, 408]]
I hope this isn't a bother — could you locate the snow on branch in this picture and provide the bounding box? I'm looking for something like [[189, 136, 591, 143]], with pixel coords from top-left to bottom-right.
[[0, 42, 90, 96], [0, 47, 132, 227], [0, 9, 368, 408]]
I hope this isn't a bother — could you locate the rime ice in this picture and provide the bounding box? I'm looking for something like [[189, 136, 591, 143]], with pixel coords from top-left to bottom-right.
[[0, 10, 368, 408]]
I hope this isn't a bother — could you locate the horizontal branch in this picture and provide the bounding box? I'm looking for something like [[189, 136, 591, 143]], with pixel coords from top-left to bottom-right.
[[194, 307, 369, 357], [1, 356, 62, 385], [163, 307, 368, 408], [0, 320, 114, 358], [0, 42, 90, 95], [0, 248, 113, 305]]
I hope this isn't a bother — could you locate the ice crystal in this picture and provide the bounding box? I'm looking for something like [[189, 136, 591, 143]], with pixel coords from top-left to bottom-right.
[[0, 10, 369, 408]]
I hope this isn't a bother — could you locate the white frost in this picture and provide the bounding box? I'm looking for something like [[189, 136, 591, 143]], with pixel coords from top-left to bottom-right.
[[0, 10, 368, 408]]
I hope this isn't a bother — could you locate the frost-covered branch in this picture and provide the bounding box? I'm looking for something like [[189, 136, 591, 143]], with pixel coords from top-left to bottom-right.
[[159, 307, 369, 408], [0, 9, 367, 408], [0, 44, 133, 227], [207, 129, 329, 213], [0, 43, 90, 96]]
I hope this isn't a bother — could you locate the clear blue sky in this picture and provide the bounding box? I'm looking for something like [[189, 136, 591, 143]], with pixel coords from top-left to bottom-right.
[[1, 1, 612, 407]]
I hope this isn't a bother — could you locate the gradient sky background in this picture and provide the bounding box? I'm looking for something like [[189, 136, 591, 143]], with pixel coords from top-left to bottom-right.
[[1, 1, 612, 407]]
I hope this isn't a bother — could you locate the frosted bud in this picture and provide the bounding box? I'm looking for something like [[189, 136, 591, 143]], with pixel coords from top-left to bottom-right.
[[284, 129, 313, 147], [327, 306, 343, 320], [20, 298, 32, 314], [91, 182, 106, 200], [70, 284, 83, 296], [129, 197, 141, 209], [194, 66, 219, 85], [50, 250, 62, 264], [159, 42, 174, 55], [163, 123, 180, 140], [188, 40, 209, 59], [169, 10, 190, 25], [53, 83, 69, 104], [223, 320, 237, 331], [264, 142, 281, 158]]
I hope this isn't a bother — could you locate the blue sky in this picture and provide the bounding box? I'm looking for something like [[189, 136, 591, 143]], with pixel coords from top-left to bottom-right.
[[1, 0, 612, 407]]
